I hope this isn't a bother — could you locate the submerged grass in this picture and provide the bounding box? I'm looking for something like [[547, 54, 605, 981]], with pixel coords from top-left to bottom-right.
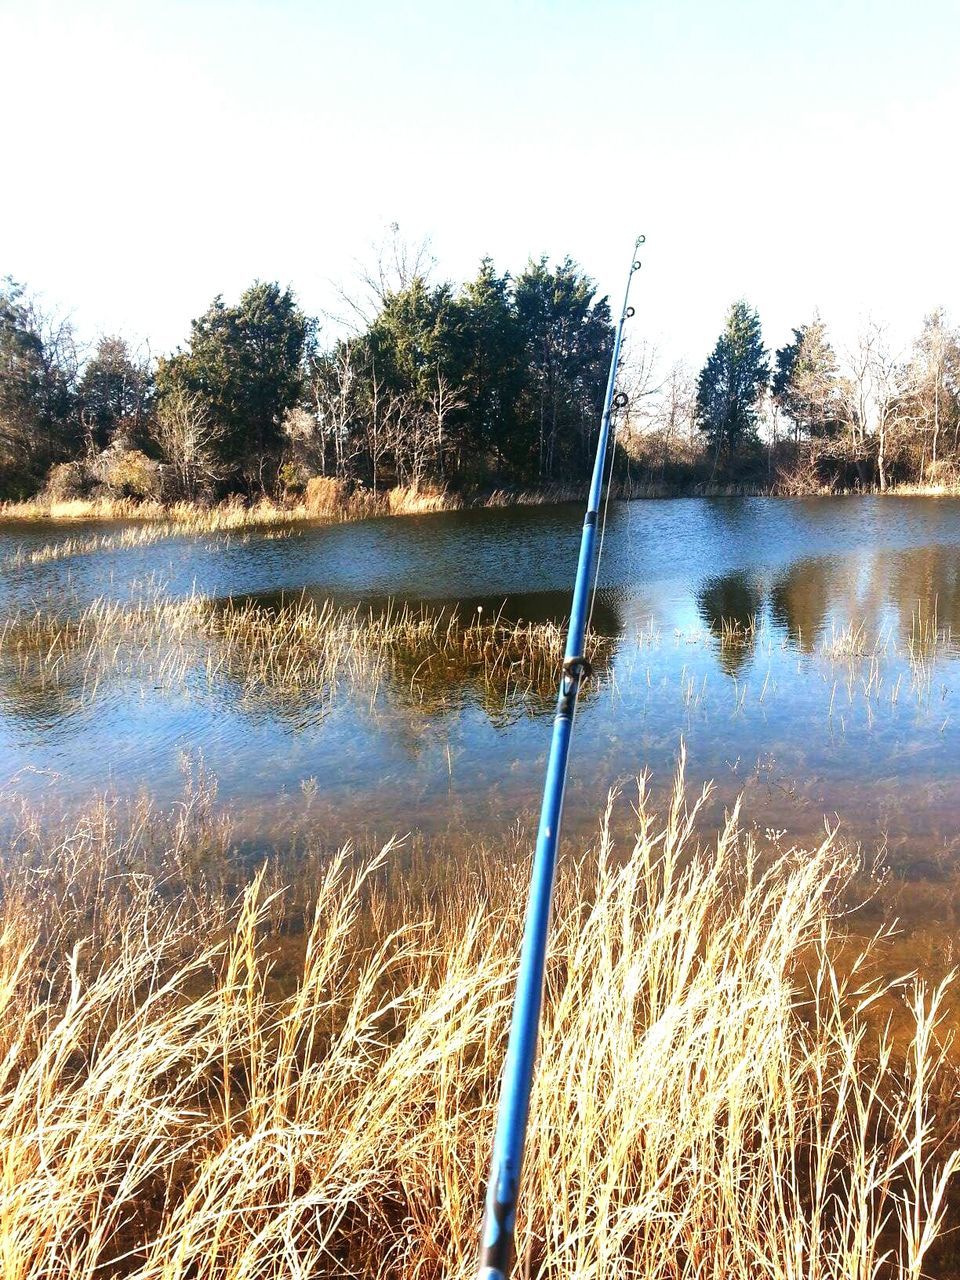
[[0, 764, 957, 1278], [0, 593, 612, 718]]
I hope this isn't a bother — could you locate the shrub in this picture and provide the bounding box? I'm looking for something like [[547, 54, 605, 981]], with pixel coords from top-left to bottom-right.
[[92, 446, 163, 500], [44, 460, 88, 502]]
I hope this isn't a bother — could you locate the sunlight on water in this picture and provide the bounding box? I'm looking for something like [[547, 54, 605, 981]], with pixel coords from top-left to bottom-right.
[[1, 496, 959, 895]]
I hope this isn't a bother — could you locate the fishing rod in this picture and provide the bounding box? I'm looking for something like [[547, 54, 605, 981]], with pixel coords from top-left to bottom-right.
[[476, 234, 644, 1280]]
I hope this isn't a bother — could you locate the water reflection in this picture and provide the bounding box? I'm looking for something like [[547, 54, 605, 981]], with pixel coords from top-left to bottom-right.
[[769, 560, 833, 649], [1, 497, 960, 875], [695, 573, 763, 675]]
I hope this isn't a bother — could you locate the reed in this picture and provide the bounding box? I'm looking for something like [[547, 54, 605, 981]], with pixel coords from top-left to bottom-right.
[[0, 765, 956, 1278], [0, 594, 613, 717], [1, 486, 474, 532]]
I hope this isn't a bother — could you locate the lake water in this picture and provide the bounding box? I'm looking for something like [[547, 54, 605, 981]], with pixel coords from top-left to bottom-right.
[[2, 497, 959, 919]]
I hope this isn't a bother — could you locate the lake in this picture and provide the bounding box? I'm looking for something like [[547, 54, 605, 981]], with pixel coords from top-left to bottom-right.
[[2, 497, 959, 938]]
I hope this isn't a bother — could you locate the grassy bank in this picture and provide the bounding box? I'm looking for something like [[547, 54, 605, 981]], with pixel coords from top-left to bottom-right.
[[4, 479, 960, 534], [0, 766, 956, 1278], [0, 482, 588, 530]]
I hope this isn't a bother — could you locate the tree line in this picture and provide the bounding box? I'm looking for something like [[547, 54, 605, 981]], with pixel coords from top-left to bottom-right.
[[2, 256, 957, 504], [627, 300, 960, 492], [0, 253, 615, 503]]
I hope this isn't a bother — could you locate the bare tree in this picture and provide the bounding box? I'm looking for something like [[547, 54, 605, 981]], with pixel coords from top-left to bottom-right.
[[151, 385, 224, 499], [906, 309, 960, 476], [309, 343, 366, 480], [329, 223, 436, 330], [843, 324, 915, 491], [427, 369, 466, 468]]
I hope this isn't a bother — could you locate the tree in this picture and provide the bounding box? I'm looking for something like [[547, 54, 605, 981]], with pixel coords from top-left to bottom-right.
[[905, 309, 960, 476], [156, 282, 311, 493], [150, 384, 224, 499], [696, 301, 769, 471], [456, 259, 525, 474], [78, 336, 153, 452], [772, 317, 842, 444], [308, 341, 364, 481], [842, 323, 913, 492], [0, 278, 80, 491], [514, 256, 613, 481], [623, 356, 695, 481]]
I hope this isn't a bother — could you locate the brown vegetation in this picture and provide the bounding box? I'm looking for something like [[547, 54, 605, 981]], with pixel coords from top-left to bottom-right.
[[0, 767, 956, 1277]]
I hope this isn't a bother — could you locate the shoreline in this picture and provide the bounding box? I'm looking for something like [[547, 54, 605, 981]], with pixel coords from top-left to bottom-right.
[[2, 478, 959, 530]]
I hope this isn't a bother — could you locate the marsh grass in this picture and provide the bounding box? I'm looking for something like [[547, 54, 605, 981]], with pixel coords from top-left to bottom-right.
[[0, 486, 495, 533], [4, 591, 955, 735], [0, 764, 957, 1278], [0, 479, 666, 536], [0, 594, 613, 719]]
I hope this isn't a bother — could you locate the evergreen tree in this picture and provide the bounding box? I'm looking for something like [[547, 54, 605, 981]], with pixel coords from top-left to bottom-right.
[[772, 317, 842, 443], [366, 276, 461, 400], [514, 256, 613, 480], [456, 259, 525, 473], [156, 282, 311, 492], [0, 277, 79, 491], [695, 301, 769, 466], [78, 336, 153, 451]]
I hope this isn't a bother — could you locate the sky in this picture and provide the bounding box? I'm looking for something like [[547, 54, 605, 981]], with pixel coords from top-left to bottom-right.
[[2, 0, 958, 370]]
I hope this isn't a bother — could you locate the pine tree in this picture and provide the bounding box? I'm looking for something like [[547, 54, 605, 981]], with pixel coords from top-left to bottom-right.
[[457, 259, 525, 473], [772, 317, 842, 444], [514, 256, 613, 481], [695, 302, 769, 469], [156, 282, 311, 493]]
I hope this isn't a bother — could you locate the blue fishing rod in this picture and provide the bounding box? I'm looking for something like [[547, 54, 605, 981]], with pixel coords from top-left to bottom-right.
[[476, 235, 644, 1280]]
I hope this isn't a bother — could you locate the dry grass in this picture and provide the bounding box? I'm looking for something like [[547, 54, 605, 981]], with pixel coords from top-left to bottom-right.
[[0, 764, 957, 1278], [0, 594, 612, 718], [4, 481, 960, 533], [0, 479, 666, 533], [0, 485, 475, 533]]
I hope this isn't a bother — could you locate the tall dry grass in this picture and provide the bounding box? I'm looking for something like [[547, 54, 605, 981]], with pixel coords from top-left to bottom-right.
[[0, 594, 611, 718], [0, 485, 466, 533], [0, 764, 956, 1278]]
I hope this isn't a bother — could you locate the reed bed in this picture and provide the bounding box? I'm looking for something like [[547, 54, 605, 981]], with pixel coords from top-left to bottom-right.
[[2, 524, 212, 568], [0, 486, 470, 532], [0, 479, 664, 532], [3, 588, 955, 733], [0, 594, 612, 717], [0, 766, 956, 1278]]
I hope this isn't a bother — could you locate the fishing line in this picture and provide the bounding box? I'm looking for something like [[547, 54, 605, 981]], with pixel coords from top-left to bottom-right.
[[586, 378, 629, 642]]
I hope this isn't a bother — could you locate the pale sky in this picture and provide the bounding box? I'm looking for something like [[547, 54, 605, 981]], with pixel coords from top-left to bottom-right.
[[2, 0, 958, 369]]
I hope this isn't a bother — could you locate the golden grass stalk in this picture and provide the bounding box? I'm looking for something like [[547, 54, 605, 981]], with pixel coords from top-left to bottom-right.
[[0, 765, 956, 1278], [0, 594, 612, 718], [0, 485, 467, 533]]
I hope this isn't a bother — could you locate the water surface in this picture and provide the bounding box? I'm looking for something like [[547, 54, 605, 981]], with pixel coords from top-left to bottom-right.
[[1, 496, 959, 885]]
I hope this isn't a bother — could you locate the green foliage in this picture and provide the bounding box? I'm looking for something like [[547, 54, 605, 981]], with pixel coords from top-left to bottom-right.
[[367, 276, 461, 399], [0, 277, 79, 491], [696, 301, 769, 463], [773, 318, 842, 441], [514, 256, 613, 479], [156, 282, 311, 492], [78, 337, 153, 451], [309, 255, 612, 489], [456, 259, 526, 472]]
